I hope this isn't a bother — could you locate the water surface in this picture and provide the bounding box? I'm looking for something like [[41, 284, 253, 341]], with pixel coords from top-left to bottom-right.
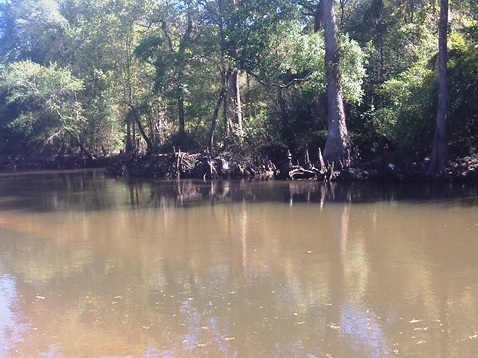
[[0, 170, 477, 357]]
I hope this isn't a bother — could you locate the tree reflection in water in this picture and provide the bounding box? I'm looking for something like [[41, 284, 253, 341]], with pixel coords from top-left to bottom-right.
[[0, 170, 478, 356]]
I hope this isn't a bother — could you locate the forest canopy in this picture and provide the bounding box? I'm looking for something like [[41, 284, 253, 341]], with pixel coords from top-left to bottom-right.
[[1, 0, 477, 168]]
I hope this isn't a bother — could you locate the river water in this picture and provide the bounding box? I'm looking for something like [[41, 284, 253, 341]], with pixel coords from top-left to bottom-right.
[[0, 169, 477, 357]]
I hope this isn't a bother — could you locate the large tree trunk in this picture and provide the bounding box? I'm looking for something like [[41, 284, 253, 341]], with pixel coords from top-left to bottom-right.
[[323, 0, 349, 167], [428, 0, 448, 175]]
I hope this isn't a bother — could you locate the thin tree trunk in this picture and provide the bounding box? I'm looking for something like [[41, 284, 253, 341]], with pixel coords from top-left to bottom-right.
[[278, 88, 294, 148], [128, 106, 154, 152], [163, 10, 193, 139], [65, 129, 94, 161], [339, 0, 346, 27], [178, 85, 186, 136], [323, 0, 349, 167], [231, 68, 243, 142], [428, 0, 448, 175], [208, 76, 229, 149], [314, 0, 323, 32], [224, 79, 231, 136], [124, 33, 134, 153], [126, 120, 133, 153], [134, 114, 154, 152]]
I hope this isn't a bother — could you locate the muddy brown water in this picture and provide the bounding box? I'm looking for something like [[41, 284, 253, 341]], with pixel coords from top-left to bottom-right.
[[1, 170, 478, 357]]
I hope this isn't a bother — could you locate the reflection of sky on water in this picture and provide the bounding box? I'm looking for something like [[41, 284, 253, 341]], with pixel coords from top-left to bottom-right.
[[179, 297, 237, 355], [180, 299, 202, 350], [0, 274, 30, 354], [341, 304, 392, 358]]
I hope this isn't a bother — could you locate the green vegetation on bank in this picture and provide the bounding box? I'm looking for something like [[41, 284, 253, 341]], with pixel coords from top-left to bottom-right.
[[0, 0, 477, 176]]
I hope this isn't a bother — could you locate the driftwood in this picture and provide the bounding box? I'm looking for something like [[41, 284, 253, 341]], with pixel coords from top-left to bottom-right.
[[106, 149, 279, 180], [287, 148, 335, 181], [289, 167, 318, 180]]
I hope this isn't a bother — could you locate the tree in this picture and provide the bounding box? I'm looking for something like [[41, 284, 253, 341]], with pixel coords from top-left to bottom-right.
[[0, 60, 89, 155], [199, 0, 240, 144], [0, 0, 68, 64], [135, 0, 198, 147], [322, 0, 349, 166], [428, 0, 448, 175], [59, 0, 156, 154], [200, 0, 299, 148]]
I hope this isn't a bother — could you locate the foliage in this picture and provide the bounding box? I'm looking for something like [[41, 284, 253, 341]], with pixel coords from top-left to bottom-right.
[[0, 0, 478, 164], [0, 0, 69, 64], [446, 29, 478, 155], [0, 60, 84, 148], [375, 64, 435, 158]]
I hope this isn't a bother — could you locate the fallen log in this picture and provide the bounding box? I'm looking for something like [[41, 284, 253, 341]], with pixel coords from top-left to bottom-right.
[[289, 167, 318, 180]]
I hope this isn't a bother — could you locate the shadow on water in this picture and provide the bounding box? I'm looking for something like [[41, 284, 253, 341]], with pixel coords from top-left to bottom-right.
[[118, 178, 478, 208], [0, 169, 478, 213]]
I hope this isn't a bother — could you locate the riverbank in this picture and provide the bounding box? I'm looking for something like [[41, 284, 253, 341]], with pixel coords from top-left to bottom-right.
[[2, 148, 478, 182], [104, 149, 478, 182]]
